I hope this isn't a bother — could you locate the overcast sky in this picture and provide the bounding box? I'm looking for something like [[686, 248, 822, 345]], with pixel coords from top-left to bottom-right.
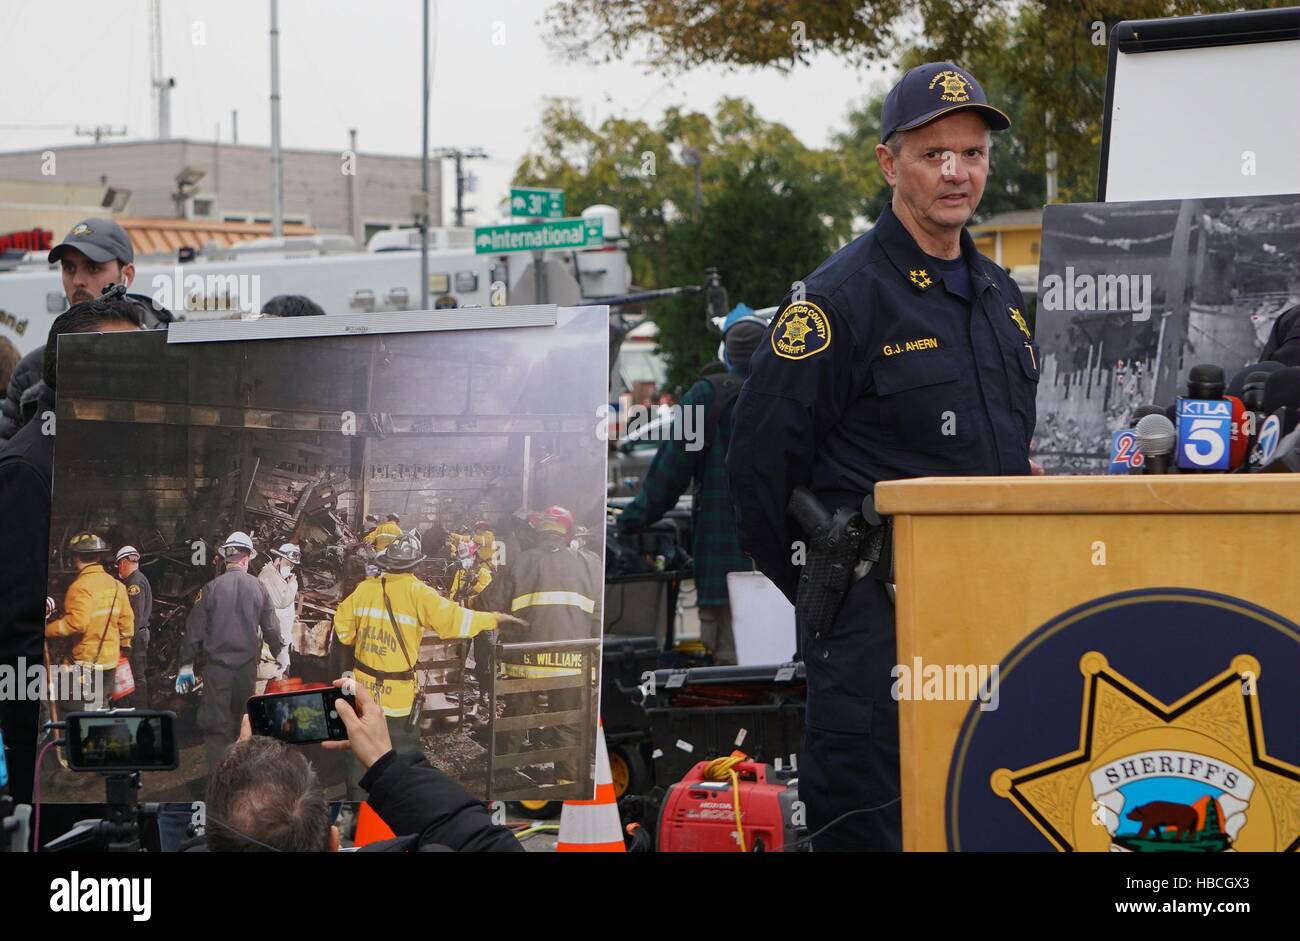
[[1, 0, 899, 227]]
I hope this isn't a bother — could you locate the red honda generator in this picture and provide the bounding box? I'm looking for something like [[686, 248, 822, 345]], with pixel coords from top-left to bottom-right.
[[656, 757, 808, 852]]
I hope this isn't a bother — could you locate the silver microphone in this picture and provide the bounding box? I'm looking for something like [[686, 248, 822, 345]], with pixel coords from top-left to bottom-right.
[[1135, 413, 1177, 474]]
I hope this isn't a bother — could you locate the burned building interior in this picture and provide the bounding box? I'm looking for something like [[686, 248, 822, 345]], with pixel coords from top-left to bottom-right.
[[44, 315, 607, 802]]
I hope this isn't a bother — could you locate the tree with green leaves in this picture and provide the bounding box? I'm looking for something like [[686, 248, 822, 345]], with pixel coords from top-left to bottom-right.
[[514, 98, 868, 388], [544, 0, 1256, 205]]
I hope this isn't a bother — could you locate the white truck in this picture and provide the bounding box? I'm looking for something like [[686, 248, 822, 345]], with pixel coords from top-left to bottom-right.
[[0, 204, 632, 358]]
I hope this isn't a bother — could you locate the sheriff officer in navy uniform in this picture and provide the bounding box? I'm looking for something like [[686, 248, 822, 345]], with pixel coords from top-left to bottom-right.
[[727, 62, 1040, 851]]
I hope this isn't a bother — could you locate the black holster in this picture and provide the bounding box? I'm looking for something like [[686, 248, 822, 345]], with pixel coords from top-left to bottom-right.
[[788, 487, 866, 639]]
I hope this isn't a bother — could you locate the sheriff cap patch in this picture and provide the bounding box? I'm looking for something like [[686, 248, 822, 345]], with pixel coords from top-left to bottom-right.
[[880, 61, 1011, 144]]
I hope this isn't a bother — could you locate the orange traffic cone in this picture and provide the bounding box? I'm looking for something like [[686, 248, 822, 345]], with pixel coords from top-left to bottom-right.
[[353, 800, 396, 847], [556, 723, 625, 852]]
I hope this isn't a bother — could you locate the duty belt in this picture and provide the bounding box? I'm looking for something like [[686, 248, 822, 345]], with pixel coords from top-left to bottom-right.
[[355, 660, 415, 683]]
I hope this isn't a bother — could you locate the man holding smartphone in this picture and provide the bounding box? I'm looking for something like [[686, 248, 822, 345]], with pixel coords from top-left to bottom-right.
[[197, 679, 522, 852]]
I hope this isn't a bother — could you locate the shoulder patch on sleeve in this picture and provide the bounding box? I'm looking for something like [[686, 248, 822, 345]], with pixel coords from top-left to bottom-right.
[[771, 300, 832, 361], [127, 584, 141, 596]]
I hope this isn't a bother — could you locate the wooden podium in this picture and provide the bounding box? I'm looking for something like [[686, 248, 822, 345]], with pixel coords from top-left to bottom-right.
[[874, 476, 1300, 852]]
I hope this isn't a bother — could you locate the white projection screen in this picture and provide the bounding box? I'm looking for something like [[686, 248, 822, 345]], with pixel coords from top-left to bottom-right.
[[1099, 8, 1300, 203]]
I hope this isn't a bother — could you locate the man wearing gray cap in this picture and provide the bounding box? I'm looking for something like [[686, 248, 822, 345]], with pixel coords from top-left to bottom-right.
[[729, 62, 1038, 850], [49, 217, 137, 307], [0, 218, 137, 440]]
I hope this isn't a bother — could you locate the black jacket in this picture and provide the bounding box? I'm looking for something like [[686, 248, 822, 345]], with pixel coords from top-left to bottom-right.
[[1261, 304, 1300, 367], [0, 382, 54, 659], [0, 347, 42, 441], [496, 539, 602, 644], [182, 749, 524, 852], [354, 750, 523, 852]]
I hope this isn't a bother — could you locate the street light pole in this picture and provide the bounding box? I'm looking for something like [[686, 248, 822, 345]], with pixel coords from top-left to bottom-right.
[[420, 0, 430, 309], [269, 0, 284, 238]]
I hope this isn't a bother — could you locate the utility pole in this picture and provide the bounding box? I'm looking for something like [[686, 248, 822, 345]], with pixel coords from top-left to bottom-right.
[[431, 147, 487, 227], [75, 126, 127, 145], [269, 0, 284, 237], [150, 0, 175, 139], [214, 122, 221, 206], [232, 110, 239, 144], [347, 128, 362, 247]]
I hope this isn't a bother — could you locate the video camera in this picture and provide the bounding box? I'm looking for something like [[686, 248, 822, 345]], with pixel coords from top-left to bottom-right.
[[43, 710, 179, 853]]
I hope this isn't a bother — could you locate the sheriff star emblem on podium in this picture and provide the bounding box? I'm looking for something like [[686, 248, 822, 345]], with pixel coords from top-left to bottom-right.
[[908, 269, 933, 290], [991, 653, 1300, 852]]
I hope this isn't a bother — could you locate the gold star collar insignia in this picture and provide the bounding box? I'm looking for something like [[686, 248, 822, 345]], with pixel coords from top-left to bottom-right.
[[1009, 307, 1031, 339], [908, 268, 933, 290]]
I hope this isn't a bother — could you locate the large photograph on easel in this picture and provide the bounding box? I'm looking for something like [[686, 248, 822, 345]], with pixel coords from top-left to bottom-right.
[[1033, 194, 1300, 473], [40, 309, 608, 803]]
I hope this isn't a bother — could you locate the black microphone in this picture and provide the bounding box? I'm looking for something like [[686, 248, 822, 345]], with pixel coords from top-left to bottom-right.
[[1243, 372, 1270, 415], [1241, 371, 1271, 451], [1135, 413, 1177, 474], [1263, 366, 1300, 436], [1131, 404, 1167, 424], [1176, 363, 1236, 472], [1227, 360, 1284, 399], [1186, 363, 1226, 400]]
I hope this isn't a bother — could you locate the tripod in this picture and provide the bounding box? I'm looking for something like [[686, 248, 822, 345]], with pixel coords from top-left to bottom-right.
[[43, 773, 161, 852]]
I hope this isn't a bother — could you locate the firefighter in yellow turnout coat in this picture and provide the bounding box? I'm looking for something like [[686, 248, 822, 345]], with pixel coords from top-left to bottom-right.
[[362, 513, 403, 552], [493, 507, 600, 779], [46, 532, 135, 710], [332, 533, 525, 796]]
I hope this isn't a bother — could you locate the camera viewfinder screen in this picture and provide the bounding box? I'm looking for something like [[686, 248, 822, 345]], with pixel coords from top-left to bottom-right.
[[263, 692, 333, 743], [71, 714, 175, 770]]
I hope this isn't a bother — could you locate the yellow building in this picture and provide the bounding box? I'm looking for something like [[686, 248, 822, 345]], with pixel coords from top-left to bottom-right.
[[970, 209, 1043, 269]]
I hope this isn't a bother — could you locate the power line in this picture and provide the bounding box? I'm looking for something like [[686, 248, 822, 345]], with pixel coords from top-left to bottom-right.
[[0, 124, 79, 131], [75, 125, 128, 144]]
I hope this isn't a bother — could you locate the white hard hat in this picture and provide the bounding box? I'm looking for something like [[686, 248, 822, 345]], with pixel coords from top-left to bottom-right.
[[115, 545, 141, 562], [272, 543, 301, 564], [220, 531, 255, 555]]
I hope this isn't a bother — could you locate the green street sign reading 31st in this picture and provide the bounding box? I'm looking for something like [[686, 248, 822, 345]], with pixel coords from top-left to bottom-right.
[[510, 187, 565, 219], [474, 217, 603, 255]]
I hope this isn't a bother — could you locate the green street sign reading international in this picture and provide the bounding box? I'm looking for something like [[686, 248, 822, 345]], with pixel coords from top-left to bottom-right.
[[510, 187, 565, 219], [474, 217, 603, 255]]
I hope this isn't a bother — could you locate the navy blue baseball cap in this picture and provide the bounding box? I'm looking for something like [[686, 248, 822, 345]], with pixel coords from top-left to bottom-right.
[[880, 62, 1011, 144], [48, 218, 134, 265]]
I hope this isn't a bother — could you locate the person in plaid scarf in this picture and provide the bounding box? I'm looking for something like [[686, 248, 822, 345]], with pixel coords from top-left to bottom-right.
[[617, 306, 768, 664]]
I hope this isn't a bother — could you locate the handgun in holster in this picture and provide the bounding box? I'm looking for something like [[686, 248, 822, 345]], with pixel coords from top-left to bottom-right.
[[787, 486, 890, 638]]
